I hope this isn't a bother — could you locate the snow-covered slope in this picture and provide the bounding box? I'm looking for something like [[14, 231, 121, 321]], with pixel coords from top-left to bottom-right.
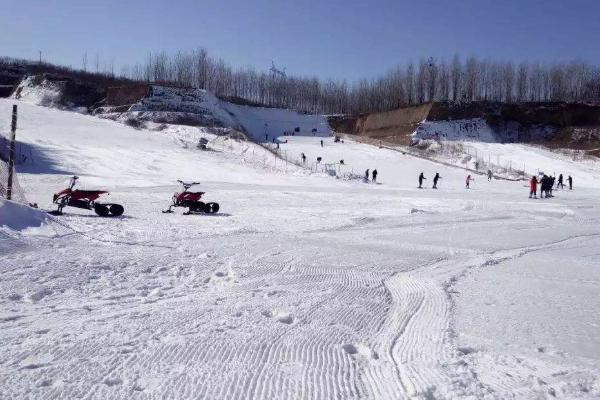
[[0, 100, 315, 189], [412, 118, 556, 143], [11, 76, 63, 107], [222, 102, 331, 142], [122, 85, 239, 128], [272, 135, 469, 185], [98, 84, 331, 143], [0, 199, 47, 231], [1, 98, 600, 399]]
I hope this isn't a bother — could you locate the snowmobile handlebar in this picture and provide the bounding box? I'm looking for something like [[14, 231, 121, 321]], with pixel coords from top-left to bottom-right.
[[69, 175, 80, 189], [177, 180, 200, 190]]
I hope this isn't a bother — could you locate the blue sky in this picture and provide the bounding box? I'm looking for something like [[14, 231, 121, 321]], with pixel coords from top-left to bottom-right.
[[2, 0, 600, 81]]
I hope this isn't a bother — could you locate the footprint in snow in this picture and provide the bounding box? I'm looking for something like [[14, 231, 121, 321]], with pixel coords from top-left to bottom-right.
[[103, 377, 123, 386], [261, 310, 295, 324], [342, 344, 378, 360], [25, 288, 53, 303]]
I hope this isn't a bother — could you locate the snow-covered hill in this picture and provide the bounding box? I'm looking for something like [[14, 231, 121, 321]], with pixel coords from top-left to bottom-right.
[[11, 76, 64, 107], [1, 98, 600, 399], [97, 84, 331, 142], [222, 102, 330, 142]]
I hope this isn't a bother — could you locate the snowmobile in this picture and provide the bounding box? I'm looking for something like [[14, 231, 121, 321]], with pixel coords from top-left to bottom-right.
[[163, 180, 220, 215], [50, 176, 124, 217]]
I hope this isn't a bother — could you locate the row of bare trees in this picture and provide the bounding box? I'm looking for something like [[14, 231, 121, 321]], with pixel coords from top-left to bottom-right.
[[119, 50, 600, 114], [4, 50, 600, 114]]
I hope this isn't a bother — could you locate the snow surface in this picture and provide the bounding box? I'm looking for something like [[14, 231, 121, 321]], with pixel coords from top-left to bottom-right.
[[11, 76, 63, 107], [462, 142, 600, 187], [0, 199, 48, 232], [412, 118, 556, 143], [99, 84, 331, 143], [1, 98, 600, 399], [221, 102, 331, 142]]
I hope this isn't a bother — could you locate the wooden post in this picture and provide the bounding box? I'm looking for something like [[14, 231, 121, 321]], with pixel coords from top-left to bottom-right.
[[6, 105, 17, 200]]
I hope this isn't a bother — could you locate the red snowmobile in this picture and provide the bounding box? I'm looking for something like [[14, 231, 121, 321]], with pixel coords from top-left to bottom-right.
[[163, 180, 220, 215], [50, 176, 124, 217]]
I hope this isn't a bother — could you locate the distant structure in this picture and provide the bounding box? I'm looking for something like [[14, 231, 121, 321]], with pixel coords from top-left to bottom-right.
[[270, 61, 286, 80]]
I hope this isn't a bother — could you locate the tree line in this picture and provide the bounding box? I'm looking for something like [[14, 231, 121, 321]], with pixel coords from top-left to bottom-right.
[[3, 51, 600, 115], [120, 50, 600, 114]]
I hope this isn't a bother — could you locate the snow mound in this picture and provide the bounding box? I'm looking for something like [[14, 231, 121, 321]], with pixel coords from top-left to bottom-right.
[[0, 199, 47, 231], [11, 76, 63, 107], [124, 86, 238, 128]]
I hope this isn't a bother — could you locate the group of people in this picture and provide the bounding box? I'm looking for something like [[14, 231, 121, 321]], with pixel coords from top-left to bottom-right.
[[365, 169, 378, 183], [529, 173, 572, 198], [418, 172, 456, 189]]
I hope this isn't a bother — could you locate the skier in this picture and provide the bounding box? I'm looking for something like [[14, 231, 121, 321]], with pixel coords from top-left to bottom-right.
[[487, 170, 493, 181], [320, 140, 323, 148], [265, 134, 269, 142], [465, 174, 473, 189], [432, 173, 441, 189], [301, 153, 306, 164], [540, 175, 548, 198], [418, 172, 426, 188], [557, 174, 564, 189], [568, 175, 573, 190], [372, 169, 378, 183], [365, 169, 370, 181], [529, 176, 538, 198]]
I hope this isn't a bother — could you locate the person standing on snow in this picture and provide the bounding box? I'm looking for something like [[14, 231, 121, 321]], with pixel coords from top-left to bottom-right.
[[568, 175, 573, 190], [372, 169, 378, 183], [465, 174, 473, 189], [540, 175, 549, 198], [418, 172, 426, 188], [529, 176, 538, 198], [320, 139, 324, 147], [487, 170, 493, 181], [301, 153, 306, 164], [433, 173, 441, 189], [365, 169, 370, 181], [557, 174, 564, 189]]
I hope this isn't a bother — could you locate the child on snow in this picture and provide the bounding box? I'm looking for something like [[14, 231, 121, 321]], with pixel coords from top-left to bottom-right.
[[529, 176, 538, 198]]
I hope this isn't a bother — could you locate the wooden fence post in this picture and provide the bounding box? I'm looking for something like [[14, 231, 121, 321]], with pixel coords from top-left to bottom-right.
[[6, 105, 17, 200]]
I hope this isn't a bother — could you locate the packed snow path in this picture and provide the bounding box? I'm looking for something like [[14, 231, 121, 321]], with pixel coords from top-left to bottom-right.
[[2, 100, 600, 399]]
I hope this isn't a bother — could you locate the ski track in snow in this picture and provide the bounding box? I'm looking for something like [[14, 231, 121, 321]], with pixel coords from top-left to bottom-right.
[[1, 99, 600, 399]]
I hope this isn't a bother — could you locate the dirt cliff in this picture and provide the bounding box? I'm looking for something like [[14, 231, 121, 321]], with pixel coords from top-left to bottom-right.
[[331, 101, 600, 150]]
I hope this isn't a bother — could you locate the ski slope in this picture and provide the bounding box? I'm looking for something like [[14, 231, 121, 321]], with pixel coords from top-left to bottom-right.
[[2, 98, 600, 399], [222, 102, 331, 142]]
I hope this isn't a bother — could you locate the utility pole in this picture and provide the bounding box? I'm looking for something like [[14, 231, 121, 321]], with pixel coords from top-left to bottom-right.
[[6, 105, 17, 200], [39, 51, 42, 64]]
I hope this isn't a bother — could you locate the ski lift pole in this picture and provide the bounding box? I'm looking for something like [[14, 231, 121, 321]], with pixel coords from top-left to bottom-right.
[[6, 105, 17, 200]]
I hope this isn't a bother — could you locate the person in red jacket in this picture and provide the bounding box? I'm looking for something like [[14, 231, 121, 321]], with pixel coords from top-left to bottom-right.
[[529, 176, 538, 198]]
